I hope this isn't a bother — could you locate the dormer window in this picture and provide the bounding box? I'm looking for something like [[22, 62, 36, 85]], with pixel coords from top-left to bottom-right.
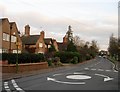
[[39, 43, 43, 48]]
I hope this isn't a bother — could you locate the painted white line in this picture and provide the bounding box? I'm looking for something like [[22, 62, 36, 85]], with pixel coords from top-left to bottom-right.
[[105, 70, 111, 72], [95, 73, 113, 82], [4, 86, 9, 89], [98, 69, 104, 71], [16, 87, 23, 91], [53, 74, 62, 76], [73, 72, 85, 74], [47, 77, 85, 85], [91, 69, 96, 71], [11, 79, 24, 91], [84, 68, 89, 70], [4, 82, 11, 91], [66, 75, 91, 80]]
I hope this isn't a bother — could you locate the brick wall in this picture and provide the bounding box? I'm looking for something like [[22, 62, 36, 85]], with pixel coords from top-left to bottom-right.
[[2, 62, 48, 73]]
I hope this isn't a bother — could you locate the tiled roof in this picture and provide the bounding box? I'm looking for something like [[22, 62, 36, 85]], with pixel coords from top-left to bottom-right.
[[21, 35, 40, 45], [44, 38, 52, 45]]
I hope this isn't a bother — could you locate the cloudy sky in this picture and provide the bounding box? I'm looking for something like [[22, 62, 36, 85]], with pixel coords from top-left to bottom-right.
[[0, 0, 119, 50]]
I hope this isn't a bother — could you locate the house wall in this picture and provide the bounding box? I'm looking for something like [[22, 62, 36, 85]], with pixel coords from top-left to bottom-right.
[[2, 19, 10, 52], [1, 18, 22, 53], [53, 40, 59, 51], [10, 23, 22, 52], [36, 31, 46, 54]]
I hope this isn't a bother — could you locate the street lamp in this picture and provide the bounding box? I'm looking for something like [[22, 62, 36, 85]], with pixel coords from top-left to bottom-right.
[[15, 38, 21, 73]]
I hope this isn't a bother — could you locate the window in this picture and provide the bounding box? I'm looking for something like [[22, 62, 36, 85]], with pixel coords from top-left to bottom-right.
[[2, 49, 8, 53], [11, 35, 16, 43], [13, 50, 21, 53], [48, 45, 51, 48], [39, 43, 43, 48], [3, 33, 9, 41]]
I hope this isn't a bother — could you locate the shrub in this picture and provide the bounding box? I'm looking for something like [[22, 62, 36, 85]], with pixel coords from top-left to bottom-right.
[[47, 58, 53, 66], [54, 51, 81, 63], [71, 56, 78, 64], [2, 53, 45, 64]]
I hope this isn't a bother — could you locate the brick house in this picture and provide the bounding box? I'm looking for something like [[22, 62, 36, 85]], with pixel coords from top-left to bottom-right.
[[0, 18, 22, 53], [21, 25, 46, 54], [21, 25, 58, 54], [57, 35, 68, 52], [44, 38, 59, 52]]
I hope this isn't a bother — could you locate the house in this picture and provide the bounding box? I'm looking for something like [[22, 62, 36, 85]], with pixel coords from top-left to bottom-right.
[[21, 25, 46, 54], [57, 30, 69, 52], [0, 18, 22, 53], [21, 25, 59, 54], [44, 38, 59, 53]]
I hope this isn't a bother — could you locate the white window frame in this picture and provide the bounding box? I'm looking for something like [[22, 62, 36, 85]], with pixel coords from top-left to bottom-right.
[[11, 35, 16, 43], [39, 43, 43, 48]]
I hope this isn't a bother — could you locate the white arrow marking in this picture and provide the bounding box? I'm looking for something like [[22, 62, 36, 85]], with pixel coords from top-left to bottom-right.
[[53, 74, 62, 76], [104, 77, 114, 82], [47, 77, 85, 84], [95, 73, 113, 82], [47, 77, 56, 81]]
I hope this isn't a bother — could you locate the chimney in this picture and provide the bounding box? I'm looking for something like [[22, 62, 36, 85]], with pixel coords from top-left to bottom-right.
[[40, 31, 45, 39], [63, 35, 68, 43], [25, 25, 30, 36]]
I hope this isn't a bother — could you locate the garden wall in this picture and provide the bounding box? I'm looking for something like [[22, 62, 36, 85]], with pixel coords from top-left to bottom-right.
[[1, 61, 48, 73]]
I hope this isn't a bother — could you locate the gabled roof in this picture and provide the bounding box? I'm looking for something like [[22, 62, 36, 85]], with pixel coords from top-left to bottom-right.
[[21, 35, 40, 45], [44, 38, 52, 45]]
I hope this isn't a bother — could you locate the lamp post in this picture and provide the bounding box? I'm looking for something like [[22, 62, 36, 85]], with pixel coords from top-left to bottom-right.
[[9, 25, 12, 53], [16, 38, 20, 73]]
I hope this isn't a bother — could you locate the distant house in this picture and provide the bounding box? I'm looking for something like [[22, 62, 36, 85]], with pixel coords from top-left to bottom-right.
[[21, 25, 45, 54], [44, 38, 59, 53], [57, 32, 68, 52], [21, 25, 58, 54], [0, 18, 22, 53]]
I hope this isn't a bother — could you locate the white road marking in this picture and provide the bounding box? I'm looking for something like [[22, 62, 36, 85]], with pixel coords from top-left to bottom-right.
[[84, 68, 89, 70], [73, 72, 85, 74], [66, 75, 91, 80], [47, 77, 85, 85], [95, 73, 114, 82], [91, 69, 96, 71], [53, 74, 62, 76], [11, 79, 25, 91], [4, 82, 10, 91]]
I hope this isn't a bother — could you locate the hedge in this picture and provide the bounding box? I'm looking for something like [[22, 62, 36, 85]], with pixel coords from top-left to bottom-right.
[[54, 51, 82, 63], [1, 53, 45, 64]]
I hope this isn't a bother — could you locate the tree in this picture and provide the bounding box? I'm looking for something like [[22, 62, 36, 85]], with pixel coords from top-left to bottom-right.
[[108, 34, 118, 60], [67, 41, 77, 52], [66, 25, 73, 43]]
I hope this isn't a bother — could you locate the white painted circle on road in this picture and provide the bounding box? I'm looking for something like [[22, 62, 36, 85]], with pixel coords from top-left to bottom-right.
[[66, 75, 91, 80]]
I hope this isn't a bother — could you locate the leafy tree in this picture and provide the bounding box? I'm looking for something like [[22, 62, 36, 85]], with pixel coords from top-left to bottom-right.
[[66, 25, 73, 43], [67, 41, 77, 52], [108, 34, 118, 60]]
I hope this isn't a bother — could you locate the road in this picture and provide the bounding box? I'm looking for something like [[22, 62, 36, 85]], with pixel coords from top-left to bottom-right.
[[2, 57, 119, 91]]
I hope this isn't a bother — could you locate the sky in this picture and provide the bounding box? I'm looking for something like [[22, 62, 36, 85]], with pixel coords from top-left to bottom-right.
[[0, 0, 119, 50]]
